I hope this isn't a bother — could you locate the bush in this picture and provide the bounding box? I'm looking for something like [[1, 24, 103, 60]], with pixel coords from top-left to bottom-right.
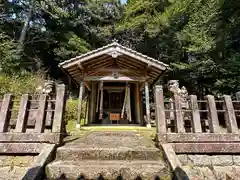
[[65, 97, 86, 124], [0, 71, 45, 97]]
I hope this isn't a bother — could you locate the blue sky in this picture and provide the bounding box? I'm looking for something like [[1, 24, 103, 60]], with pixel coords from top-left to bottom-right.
[[120, 0, 127, 4]]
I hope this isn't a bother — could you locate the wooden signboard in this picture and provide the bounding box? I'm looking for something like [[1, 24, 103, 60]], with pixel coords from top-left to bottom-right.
[[110, 113, 120, 121]]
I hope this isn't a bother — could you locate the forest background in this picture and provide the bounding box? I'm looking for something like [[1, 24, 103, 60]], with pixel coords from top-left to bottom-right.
[[0, 0, 239, 103]]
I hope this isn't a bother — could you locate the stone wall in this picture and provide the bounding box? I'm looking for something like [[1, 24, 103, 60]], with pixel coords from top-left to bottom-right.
[[177, 154, 240, 179]]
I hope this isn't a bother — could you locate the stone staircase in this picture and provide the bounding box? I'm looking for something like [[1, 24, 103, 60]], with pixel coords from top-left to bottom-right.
[[45, 131, 171, 180]]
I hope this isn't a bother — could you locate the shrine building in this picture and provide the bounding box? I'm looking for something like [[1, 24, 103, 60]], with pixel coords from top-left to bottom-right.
[[59, 42, 169, 127]]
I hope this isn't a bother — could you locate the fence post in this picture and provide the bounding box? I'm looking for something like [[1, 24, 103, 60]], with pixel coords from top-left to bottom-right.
[[34, 94, 48, 133], [15, 94, 30, 133], [189, 95, 202, 133], [206, 95, 220, 133], [0, 94, 13, 132], [154, 85, 166, 133], [174, 95, 185, 133], [52, 84, 66, 134], [223, 95, 238, 133]]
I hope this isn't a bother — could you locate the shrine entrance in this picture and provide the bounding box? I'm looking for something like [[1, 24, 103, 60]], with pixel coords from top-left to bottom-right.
[[95, 82, 136, 125], [59, 42, 169, 128]]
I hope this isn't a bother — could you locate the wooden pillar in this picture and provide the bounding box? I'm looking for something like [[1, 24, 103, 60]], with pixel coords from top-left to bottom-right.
[[189, 95, 202, 133], [96, 83, 100, 113], [154, 85, 166, 133], [89, 82, 97, 124], [84, 94, 89, 125], [99, 81, 103, 120], [174, 95, 185, 133], [0, 94, 13, 132], [206, 95, 220, 133], [223, 95, 238, 133], [145, 81, 151, 128], [135, 83, 141, 124], [76, 81, 84, 128], [15, 94, 30, 133], [127, 84, 132, 122], [34, 94, 48, 132], [139, 86, 144, 125]]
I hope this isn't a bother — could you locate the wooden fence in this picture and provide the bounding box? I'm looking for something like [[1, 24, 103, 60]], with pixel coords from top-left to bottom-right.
[[154, 85, 240, 153], [0, 84, 66, 146]]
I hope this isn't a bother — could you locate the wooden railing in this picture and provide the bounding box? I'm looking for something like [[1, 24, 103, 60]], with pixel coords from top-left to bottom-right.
[[154, 85, 240, 134], [0, 84, 66, 145], [154, 85, 240, 153]]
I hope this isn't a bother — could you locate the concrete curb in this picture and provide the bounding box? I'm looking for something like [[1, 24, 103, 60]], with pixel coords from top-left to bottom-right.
[[22, 144, 56, 180], [162, 144, 190, 180]]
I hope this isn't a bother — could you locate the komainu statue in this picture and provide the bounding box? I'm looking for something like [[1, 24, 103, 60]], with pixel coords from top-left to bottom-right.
[[167, 80, 190, 131], [168, 80, 189, 109], [36, 80, 55, 96]]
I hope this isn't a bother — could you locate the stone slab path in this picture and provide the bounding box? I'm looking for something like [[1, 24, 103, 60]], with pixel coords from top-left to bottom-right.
[[46, 131, 171, 180]]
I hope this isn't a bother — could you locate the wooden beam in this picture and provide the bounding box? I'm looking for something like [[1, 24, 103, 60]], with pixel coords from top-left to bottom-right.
[[78, 62, 84, 70], [62, 48, 115, 68], [84, 81, 91, 91], [88, 68, 132, 73], [117, 49, 166, 70], [84, 75, 146, 82], [82, 54, 111, 66], [85, 60, 114, 73]]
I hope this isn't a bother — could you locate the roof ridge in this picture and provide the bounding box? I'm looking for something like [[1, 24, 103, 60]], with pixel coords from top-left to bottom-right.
[[59, 42, 169, 69]]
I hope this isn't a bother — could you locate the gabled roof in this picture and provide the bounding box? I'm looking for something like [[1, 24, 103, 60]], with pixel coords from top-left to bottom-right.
[[59, 42, 169, 85], [59, 42, 169, 70]]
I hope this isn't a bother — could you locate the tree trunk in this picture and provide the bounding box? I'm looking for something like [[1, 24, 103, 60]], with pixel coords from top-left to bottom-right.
[[17, 0, 34, 55]]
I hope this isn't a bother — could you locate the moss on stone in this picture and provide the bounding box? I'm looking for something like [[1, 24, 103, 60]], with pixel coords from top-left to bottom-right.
[[0, 156, 34, 168]]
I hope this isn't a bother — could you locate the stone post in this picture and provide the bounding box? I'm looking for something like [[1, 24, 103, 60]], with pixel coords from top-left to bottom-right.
[[154, 85, 166, 133], [189, 95, 202, 133], [0, 94, 13, 132], [15, 94, 30, 133], [223, 95, 238, 133], [52, 84, 66, 134], [174, 95, 185, 133], [34, 94, 48, 132], [206, 95, 220, 133]]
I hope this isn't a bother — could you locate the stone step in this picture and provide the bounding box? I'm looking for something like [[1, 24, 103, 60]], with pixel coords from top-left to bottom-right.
[[56, 146, 162, 161], [46, 160, 171, 180]]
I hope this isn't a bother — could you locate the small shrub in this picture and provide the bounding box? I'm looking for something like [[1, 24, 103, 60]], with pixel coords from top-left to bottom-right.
[[65, 97, 86, 124]]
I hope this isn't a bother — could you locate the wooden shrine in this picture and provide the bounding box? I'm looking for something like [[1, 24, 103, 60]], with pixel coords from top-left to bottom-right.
[[59, 42, 169, 127]]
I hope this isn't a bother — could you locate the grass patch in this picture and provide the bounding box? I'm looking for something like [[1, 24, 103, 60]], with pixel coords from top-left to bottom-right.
[[65, 120, 157, 140]]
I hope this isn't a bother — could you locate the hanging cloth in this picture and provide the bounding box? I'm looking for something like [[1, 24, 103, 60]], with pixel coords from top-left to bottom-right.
[[121, 83, 128, 119]]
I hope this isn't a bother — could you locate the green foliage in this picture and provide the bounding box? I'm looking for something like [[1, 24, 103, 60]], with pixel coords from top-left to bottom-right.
[[116, 0, 240, 96], [0, 0, 239, 97], [0, 72, 44, 97], [0, 34, 19, 73], [65, 97, 86, 123]]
